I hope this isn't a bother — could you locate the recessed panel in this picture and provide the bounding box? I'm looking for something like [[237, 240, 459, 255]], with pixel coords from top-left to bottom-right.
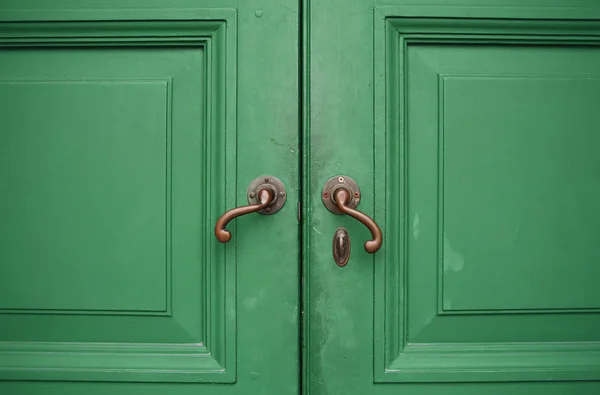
[[404, 43, 600, 345], [375, 13, 600, 382], [442, 76, 600, 312], [0, 14, 237, 382], [0, 44, 207, 343], [0, 80, 169, 313]]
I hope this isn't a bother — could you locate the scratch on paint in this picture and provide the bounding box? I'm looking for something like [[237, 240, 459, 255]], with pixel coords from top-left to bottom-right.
[[312, 226, 322, 235]]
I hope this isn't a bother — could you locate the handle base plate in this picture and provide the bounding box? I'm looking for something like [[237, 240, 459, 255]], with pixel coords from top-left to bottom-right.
[[246, 175, 287, 215], [321, 175, 360, 214]]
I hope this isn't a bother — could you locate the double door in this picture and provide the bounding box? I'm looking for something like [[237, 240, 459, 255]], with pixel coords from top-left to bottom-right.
[[1, 1, 600, 394]]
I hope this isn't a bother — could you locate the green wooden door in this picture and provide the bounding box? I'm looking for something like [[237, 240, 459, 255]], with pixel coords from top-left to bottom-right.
[[0, 1, 299, 394], [4, 1, 600, 394], [305, 0, 600, 394]]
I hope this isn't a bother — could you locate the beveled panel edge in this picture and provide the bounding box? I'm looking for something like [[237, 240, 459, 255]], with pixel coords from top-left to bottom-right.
[[0, 10, 237, 384], [385, 342, 600, 383], [0, 342, 224, 383], [373, 6, 600, 383]]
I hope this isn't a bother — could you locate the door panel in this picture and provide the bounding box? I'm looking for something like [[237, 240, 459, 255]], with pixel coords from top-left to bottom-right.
[[0, 1, 299, 394], [307, 0, 600, 394], [0, 24, 234, 382], [379, 16, 600, 383]]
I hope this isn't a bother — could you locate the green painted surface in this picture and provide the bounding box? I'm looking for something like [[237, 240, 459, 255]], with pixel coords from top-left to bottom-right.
[[0, 0, 299, 393], [305, 0, 600, 393], [2, 79, 170, 313], [3, 0, 600, 394], [441, 74, 600, 312]]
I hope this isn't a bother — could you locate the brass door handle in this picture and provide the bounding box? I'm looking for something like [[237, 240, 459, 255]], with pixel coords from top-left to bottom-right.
[[215, 176, 286, 243], [322, 176, 382, 256]]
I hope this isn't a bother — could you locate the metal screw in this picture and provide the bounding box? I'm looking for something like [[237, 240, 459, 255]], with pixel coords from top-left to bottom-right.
[[338, 177, 344, 183], [279, 191, 285, 197], [264, 207, 272, 213], [323, 192, 330, 199], [353, 192, 360, 198], [264, 177, 270, 183], [249, 192, 255, 198]]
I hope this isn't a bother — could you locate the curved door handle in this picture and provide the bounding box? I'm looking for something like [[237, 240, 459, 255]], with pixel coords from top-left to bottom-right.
[[333, 188, 382, 253], [215, 188, 274, 243], [322, 176, 382, 256], [215, 176, 286, 243]]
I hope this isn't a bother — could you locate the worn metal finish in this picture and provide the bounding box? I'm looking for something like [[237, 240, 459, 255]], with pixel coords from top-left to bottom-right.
[[332, 188, 382, 254], [215, 188, 274, 243], [321, 175, 360, 214], [332, 228, 351, 267], [246, 175, 287, 215], [322, 176, 382, 253]]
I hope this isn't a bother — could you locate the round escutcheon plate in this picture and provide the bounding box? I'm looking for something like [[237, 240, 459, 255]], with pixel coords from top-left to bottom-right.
[[321, 175, 360, 215], [246, 175, 287, 215]]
